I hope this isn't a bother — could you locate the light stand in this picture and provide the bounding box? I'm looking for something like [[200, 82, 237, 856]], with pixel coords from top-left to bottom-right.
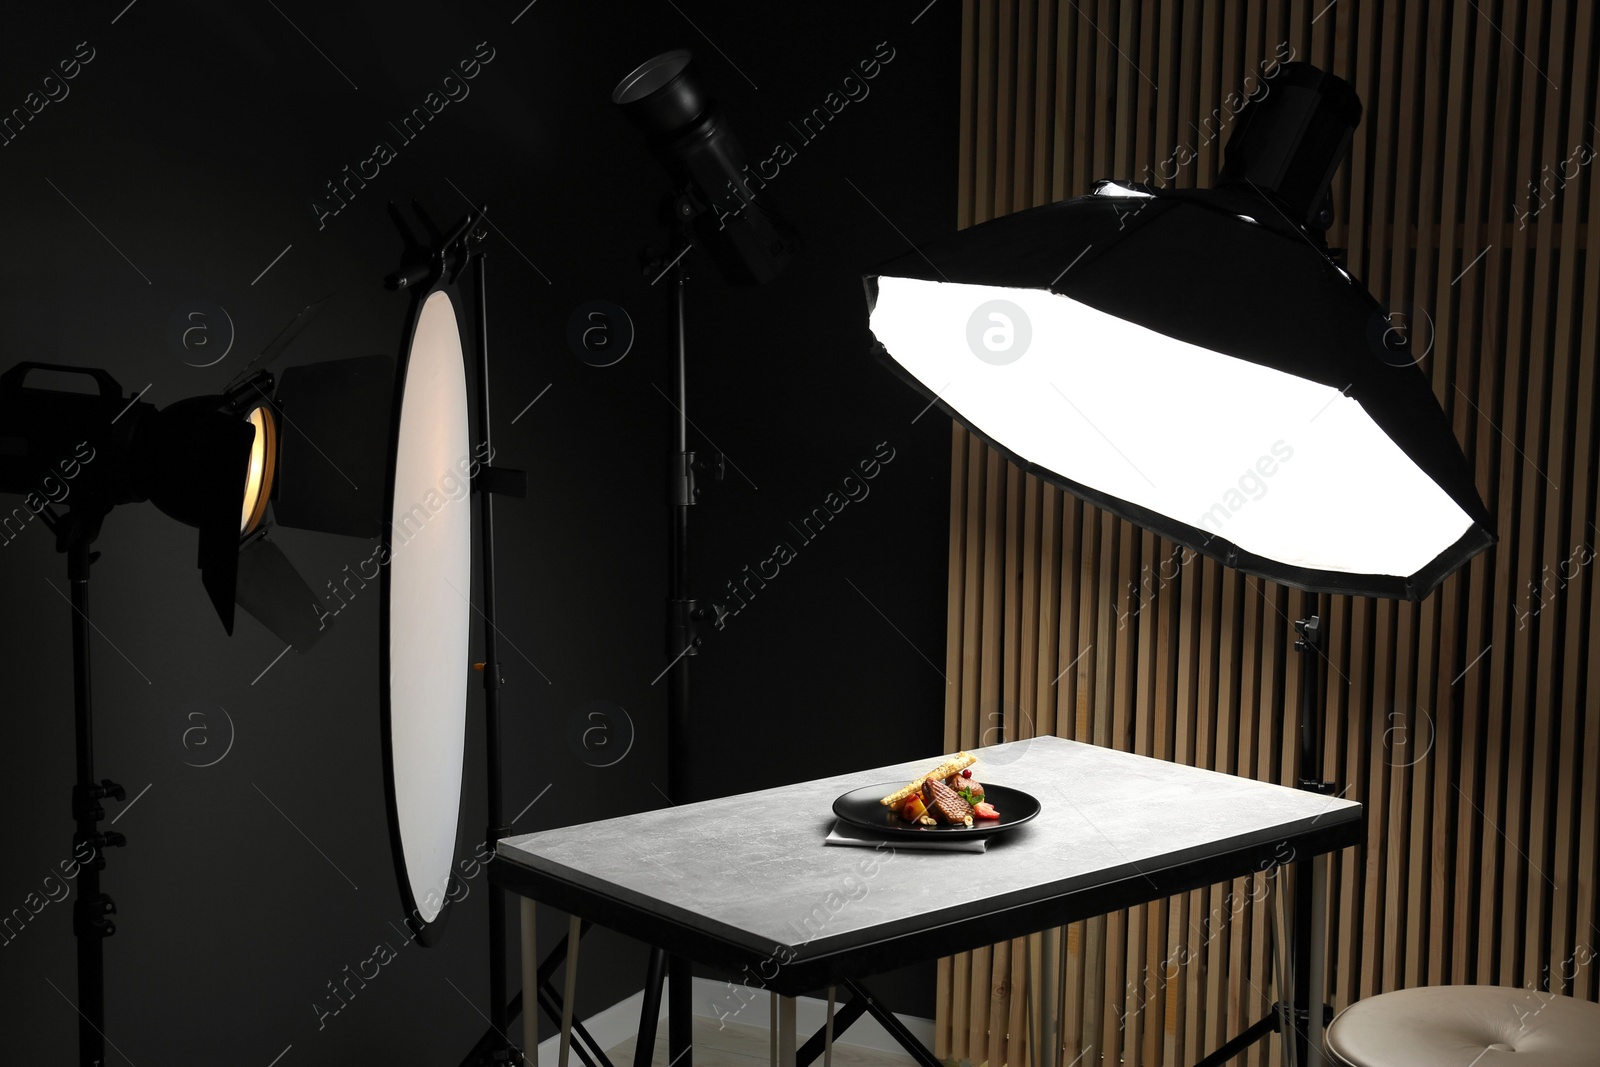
[[473, 240, 520, 1067], [659, 192, 727, 1067], [594, 187, 731, 1067], [605, 47, 795, 1067]]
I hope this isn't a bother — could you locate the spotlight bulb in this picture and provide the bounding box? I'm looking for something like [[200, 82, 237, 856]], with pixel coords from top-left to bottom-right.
[[241, 405, 277, 536]]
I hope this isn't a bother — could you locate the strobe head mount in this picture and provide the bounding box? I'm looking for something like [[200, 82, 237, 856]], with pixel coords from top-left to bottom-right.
[[1217, 61, 1363, 233]]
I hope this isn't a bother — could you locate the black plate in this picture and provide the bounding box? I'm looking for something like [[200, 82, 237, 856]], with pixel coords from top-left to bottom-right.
[[833, 782, 1042, 839]]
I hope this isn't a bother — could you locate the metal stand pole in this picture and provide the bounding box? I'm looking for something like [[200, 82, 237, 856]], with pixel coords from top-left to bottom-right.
[[626, 199, 726, 1067], [470, 247, 521, 1065], [664, 230, 697, 1067], [1291, 593, 1325, 1067], [1189, 594, 1332, 1067], [71, 538, 105, 1067], [67, 536, 123, 1067]]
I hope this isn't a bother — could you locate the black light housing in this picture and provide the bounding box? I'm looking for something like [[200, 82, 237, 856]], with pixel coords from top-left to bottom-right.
[[614, 49, 798, 285], [1218, 62, 1363, 230], [0, 363, 254, 630]]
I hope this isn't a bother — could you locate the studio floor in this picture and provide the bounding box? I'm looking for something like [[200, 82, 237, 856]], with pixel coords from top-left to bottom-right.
[[607, 1015, 919, 1067]]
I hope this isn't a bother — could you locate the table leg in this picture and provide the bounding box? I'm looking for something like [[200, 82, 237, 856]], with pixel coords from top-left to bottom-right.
[[769, 991, 778, 1066], [772, 995, 797, 1067], [1308, 853, 1330, 1067], [560, 915, 584, 1067], [797, 992, 866, 1066], [669, 955, 693, 1067], [823, 987, 835, 1067], [843, 980, 945, 1067], [522, 899, 539, 1060], [635, 948, 667, 1067]]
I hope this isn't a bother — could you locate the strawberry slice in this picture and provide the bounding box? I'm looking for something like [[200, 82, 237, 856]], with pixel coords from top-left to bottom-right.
[[973, 801, 1000, 820]]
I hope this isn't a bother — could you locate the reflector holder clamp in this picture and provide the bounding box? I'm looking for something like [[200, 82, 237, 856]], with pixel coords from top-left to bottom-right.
[[475, 465, 527, 498]]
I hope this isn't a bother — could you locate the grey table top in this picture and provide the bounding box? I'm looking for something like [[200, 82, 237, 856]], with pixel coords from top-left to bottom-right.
[[496, 736, 1361, 989]]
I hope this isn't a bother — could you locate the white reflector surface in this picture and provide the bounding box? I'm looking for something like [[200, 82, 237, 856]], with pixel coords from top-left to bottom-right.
[[872, 277, 1472, 577], [388, 289, 473, 923]]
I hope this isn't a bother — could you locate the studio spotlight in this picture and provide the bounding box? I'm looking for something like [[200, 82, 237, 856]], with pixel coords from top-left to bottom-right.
[[614, 49, 797, 285], [0, 363, 256, 629]]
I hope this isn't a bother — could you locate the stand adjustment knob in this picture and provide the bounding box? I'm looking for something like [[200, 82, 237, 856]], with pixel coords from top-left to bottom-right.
[[1293, 615, 1323, 650], [72, 831, 123, 870], [72, 779, 127, 821], [73, 894, 117, 937]]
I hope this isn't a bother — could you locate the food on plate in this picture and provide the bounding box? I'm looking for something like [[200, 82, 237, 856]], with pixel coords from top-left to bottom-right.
[[924, 777, 974, 826], [880, 752, 1001, 826], [879, 751, 976, 808], [945, 773, 984, 801]]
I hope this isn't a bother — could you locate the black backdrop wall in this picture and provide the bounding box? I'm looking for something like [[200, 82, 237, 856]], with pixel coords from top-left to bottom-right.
[[0, 1, 957, 1062]]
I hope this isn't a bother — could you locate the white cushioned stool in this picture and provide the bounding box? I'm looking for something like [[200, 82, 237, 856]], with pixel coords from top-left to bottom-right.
[[1326, 985, 1600, 1067]]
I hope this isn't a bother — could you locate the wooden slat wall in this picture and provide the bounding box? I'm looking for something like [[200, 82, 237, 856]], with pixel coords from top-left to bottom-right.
[[939, 2, 1600, 1064]]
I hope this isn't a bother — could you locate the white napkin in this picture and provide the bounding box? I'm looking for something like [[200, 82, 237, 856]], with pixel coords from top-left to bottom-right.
[[824, 820, 988, 853]]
